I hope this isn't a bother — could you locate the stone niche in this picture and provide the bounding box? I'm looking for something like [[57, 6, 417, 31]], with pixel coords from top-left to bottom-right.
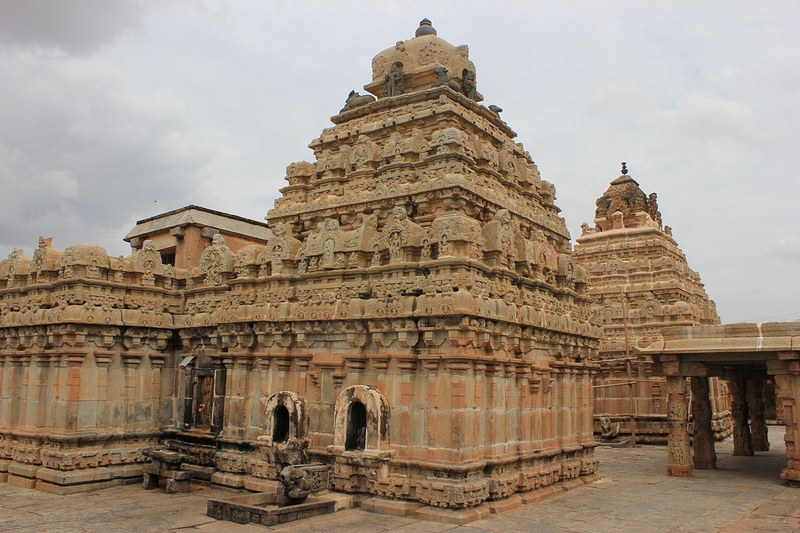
[[0, 19, 600, 518], [573, 166, 732, 444]]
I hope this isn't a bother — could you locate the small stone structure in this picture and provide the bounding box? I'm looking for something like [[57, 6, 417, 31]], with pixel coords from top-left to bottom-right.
[[643, 321, 800, 484], [573, 167, 732, 444], [141, 448, 193, 493], [207, 493, 335, 527]]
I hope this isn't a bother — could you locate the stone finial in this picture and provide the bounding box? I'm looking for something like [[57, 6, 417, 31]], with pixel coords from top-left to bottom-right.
[[415, 18, 437, 37], [621, 162, 628, 175]]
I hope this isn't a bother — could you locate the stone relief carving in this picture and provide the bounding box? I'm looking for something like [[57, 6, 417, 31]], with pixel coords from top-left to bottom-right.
[[258, 223, 301, 276], [199, 234, 235, 286], [433, 66, 460, 92], [340, 90, 376, 113], [383, 63, 405, 97], [462, 68, 478, 100]]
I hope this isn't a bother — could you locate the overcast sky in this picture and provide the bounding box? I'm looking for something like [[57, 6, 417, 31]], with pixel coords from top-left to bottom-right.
[[0, 1, 797, 324]]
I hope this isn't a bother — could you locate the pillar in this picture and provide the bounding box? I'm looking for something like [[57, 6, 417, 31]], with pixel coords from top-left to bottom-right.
[[690, 376, 716, 469], [666, 375, 692, 477], [771, 364, 800, 487], [728, 376, 754, 456], [746, 377, 769, 452]]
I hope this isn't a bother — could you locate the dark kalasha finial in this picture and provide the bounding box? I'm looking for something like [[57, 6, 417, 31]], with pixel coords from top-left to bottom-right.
[[416, 18, 437, 37], [621, 162, 628, 175]]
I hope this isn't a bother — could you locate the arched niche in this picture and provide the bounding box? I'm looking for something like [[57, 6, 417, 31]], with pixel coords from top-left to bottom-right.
[[264, 391, 307, 442], [333, 385, 390, 452]]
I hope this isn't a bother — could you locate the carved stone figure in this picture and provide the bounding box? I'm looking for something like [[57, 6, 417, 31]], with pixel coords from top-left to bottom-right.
[[599, 416, 620, 439], [383, 63, 405, 96], [340, 90, 376, 113], [462, 69, 477, 99], [433, 66, 460, 92], [280, 465, 313, 500]]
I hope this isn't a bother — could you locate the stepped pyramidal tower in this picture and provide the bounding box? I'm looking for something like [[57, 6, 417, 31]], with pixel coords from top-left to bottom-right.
[[573, 165, 732, 444], [0, 19, 601, 517]]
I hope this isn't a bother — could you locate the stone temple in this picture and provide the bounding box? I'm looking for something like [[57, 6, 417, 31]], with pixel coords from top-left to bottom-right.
[[0, 20, 601, 519], [573, 167, 733, 444]]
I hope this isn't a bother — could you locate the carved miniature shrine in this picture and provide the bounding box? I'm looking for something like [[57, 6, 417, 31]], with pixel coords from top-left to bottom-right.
[[0, 20, 601, 519], [573, 166, 732, 444]]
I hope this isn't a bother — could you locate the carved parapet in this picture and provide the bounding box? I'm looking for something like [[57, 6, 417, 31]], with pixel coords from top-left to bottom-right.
[[234, 245, 265, 279], [57, 244, 110, 281], [0, 248, 31, 288], [28, 237, 63, 284]]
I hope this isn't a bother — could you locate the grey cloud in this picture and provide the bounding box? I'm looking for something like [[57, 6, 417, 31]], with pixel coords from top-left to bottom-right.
[[0, 0, 145, 54], [0, 51, 222, 257]]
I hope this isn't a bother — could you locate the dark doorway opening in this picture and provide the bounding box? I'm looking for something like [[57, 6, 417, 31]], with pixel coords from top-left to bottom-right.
[[345, 400, 367, 450], [273, 405, 290, 442]]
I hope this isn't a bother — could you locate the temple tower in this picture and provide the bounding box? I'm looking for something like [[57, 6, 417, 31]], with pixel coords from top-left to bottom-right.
[[0, 19, 601, 516], [573, 164, 732, 443]]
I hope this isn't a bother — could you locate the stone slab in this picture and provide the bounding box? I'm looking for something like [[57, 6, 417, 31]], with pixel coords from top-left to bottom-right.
[[560, 478, 585, 491], [518, 484, 562, 504], [7, 474, 37, 489], [182, 464, 215, 481], [211, 472, 246, 488], [41, 463, 143, 485], [243, 477, 281, 493], [36, 477, 128, 495], [0, 427, 795, 531], [8, 462, 40, 478], [484, 493, 522, 514], [360, 497, 423, 516], [413, 504, 491, 525]]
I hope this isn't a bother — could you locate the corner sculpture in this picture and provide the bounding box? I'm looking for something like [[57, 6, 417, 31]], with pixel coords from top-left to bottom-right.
[[340, 90, 376, 113]]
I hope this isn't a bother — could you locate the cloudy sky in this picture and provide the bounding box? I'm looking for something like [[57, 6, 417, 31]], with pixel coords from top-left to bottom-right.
[[0, 1, 797, 324]]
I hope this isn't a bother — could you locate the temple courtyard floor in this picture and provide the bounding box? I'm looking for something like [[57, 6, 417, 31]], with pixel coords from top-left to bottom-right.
[[1, 426, 798, 533]]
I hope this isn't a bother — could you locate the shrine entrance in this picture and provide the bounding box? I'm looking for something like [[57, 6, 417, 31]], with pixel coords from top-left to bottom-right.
[[183, 367, 226, 434]]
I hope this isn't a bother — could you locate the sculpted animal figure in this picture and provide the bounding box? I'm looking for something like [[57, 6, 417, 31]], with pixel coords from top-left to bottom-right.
[[433, 66, 461, 92], [340, 90, 376, 112]]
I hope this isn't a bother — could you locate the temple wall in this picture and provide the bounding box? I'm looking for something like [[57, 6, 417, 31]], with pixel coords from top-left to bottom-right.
[[0, 326, 176, 492]]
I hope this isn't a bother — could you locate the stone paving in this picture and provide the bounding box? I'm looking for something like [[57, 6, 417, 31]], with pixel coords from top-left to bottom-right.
[[1, 426, 798, 533]]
